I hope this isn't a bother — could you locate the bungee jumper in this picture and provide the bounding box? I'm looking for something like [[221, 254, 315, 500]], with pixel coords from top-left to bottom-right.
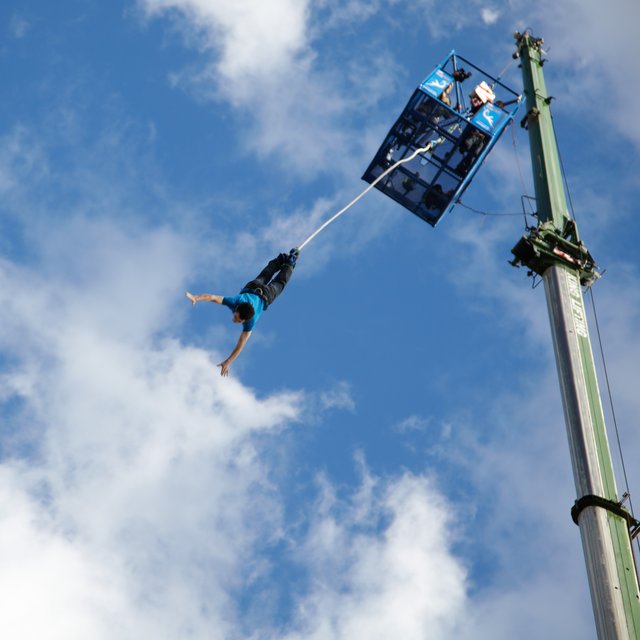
[[186, 249, 299, 376]]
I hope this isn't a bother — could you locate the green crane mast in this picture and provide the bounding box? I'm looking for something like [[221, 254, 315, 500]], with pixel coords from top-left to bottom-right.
[[510, 31, 640, 638]]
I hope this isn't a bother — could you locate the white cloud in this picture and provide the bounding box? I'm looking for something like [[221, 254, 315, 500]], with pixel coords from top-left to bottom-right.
[[480, 7, 500, 25], [139, 0, 310, 83], [134, 0, 402, 176], [319, 381, 356, 412], [394, 414, 430, 433], [0, 114, 300, 637], [0, 472, 127, 640], [316, 0, 385, 26], [0, 126, 49, 197], [9, 14, 31, 39], [282, 471, 467, 640], [0, 225, 303, 638], [512, 0, 640, 148]]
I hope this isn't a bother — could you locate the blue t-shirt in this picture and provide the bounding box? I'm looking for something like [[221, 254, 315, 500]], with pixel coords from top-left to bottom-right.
[[222, 292, 264, 332]]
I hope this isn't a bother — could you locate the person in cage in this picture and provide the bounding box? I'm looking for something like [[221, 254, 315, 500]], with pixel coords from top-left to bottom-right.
[[453, 82, 495, 175], [186, 250, 298, 376], [402, 172, 419, 194], [455, 128, 489, 175], [422, 184, 453, 213]]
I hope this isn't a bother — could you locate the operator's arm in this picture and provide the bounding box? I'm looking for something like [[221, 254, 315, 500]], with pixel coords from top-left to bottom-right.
[[218, 331, 251, 377]]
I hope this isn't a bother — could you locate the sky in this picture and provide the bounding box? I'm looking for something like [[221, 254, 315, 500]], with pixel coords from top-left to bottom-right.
[[1, 1, 639, 638]]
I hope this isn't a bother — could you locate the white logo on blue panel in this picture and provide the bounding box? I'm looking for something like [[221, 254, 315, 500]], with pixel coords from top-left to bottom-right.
[[472, 103, 504, 134], [420, 69, 454, 98], [482, 107, 495, 128]]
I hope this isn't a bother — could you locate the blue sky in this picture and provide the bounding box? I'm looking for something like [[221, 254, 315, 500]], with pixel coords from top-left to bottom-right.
[[1, 1, 639, 638]]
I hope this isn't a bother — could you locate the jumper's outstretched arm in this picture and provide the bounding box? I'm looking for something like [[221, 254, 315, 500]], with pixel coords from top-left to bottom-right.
[[218, 331, 251, 377], [186, 291, 251, 377], [186, 292, 223, 305]]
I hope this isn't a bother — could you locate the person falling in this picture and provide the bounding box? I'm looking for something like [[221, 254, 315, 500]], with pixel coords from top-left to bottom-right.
[[186, 249, 299, 376]]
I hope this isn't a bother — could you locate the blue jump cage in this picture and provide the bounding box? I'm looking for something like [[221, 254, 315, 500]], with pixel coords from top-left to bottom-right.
[[362, 51, 522, 227]]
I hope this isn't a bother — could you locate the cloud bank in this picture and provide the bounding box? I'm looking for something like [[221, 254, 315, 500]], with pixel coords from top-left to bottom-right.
[[0, 115, 468, 638]]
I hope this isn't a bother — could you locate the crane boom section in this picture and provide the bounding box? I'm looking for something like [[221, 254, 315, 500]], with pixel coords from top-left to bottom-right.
[[513, 31, 640, 639]]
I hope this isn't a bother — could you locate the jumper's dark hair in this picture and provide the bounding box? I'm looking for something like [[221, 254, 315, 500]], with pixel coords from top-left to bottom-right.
[[235, 302, 255, 321]]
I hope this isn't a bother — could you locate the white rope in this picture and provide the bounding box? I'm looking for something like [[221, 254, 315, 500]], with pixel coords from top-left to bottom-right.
[[296, 141, 439, 251], [490, 55, 516, 90]]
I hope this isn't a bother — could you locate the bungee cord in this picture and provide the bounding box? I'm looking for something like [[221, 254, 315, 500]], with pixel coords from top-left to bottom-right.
[[295, 141, 439, 251]]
